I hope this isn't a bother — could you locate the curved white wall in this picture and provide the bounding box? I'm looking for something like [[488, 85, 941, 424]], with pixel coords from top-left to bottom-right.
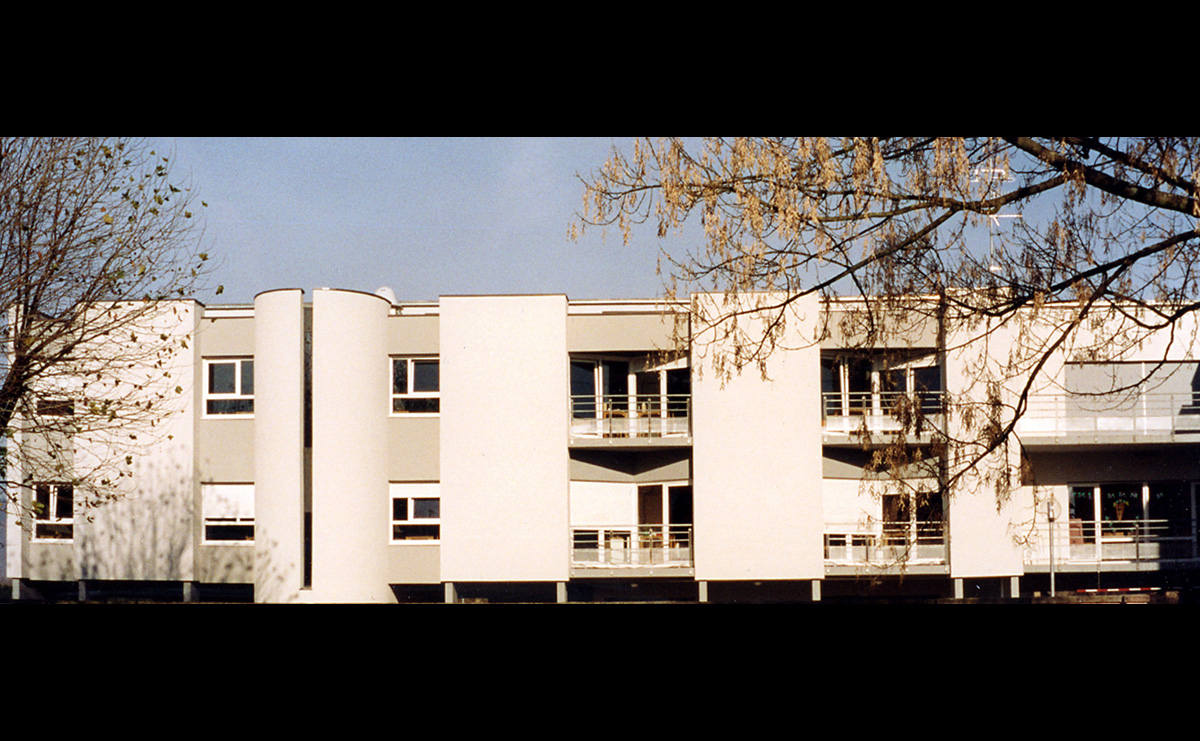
[[253, 289, 306, 602], [309, 289, 394, 602]]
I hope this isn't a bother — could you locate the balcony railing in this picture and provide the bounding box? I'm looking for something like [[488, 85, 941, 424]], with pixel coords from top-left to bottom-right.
[[823, 521, 948, 566], [1017, 392, 1200, 439], [570, 394, 691, 439], [570, 525, 694, 569], [822, 391, 945, 435], [1024, 518, 1199, 565]]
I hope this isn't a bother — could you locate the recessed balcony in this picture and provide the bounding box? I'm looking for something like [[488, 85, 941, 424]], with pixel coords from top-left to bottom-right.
[[569, 524, 694, 577], [823, 520, 948, 575], [1022, 518, 1200, 571], [821, 391, 945, 444], [569, 394, 691, 446]]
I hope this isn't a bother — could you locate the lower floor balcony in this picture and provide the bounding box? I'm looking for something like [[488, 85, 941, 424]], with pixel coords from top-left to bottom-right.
[[823, 521, 948, 575], [1023, 518, 1200, 571], [570, 525, 694, 577]]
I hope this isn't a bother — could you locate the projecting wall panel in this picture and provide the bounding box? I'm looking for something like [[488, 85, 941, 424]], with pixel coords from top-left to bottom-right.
[[440, 295, 570, 583], [691, 293, 825, 581]]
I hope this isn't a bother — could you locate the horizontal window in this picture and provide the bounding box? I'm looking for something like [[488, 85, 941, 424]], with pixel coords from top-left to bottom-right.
[[392, 358, 439, 414], [202, 484, 255, 544], [33, 483, 73, 541], [391, 483, 440, 541], [205, 358, 254, 416]]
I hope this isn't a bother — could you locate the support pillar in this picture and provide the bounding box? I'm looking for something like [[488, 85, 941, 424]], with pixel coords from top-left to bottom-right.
[[78, 580, 87, 602], [182, 582, 195, 603], [1009, 576, 1020, 599], [444, 582, 457, 604], [556, 582, 567, 604], [698, 581, 708, 603], [953, 578, 964, 600], [11, 578, 20, 602], [811, 580, 821, 603]]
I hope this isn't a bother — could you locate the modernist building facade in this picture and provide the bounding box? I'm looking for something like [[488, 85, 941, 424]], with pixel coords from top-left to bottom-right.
[[6, 287, 1200, 602]]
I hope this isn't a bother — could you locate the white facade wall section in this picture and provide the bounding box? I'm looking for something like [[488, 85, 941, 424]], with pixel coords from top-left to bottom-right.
[[440, 295, 570, 583], [692, 293, 825, 581]]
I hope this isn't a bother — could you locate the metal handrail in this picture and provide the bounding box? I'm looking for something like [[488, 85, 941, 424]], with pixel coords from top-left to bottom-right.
[[821, 390, 945, 420], [570, 394, 691, 438], [570, 524, 694, 567], [1018, 392, 1200, 437], [1026, 517, 1199, 565], [824, 520, 948, 563]]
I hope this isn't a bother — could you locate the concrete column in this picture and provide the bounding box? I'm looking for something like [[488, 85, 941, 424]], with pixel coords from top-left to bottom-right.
[[811, 580, 821, 602], [1009, 576, 1020, 599], [78, 580, 87, 602], [182, 582, 195, 603], [444, 582, 457, 604], [698, 580, 708, 603], [11, 579, 20, 602], [556, 582, 567, 604], [954, 578, 964, 599]]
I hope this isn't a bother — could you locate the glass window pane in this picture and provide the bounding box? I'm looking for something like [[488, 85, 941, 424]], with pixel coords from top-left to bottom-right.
[[393, 397, 439, 414], [393, 359, 409, 395], [393, 524, 439, 540], [413, 498, 439, 519], [208, 398, 254, 415], [56, 486, 73, 520], [209, 362, 236, 394], [412, 361, 439, 393], [35, 484, 51, 520], [240, 360, 254, 396], [393, 498, 409, 521]]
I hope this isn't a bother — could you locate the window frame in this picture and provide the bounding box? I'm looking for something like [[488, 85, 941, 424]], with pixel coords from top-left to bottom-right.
[[390, 357, 440, 416], [390, 483, 441, 542], [201, 483, 256, 545], [204, 357, 255, 418], [32, 482, 74, 542]]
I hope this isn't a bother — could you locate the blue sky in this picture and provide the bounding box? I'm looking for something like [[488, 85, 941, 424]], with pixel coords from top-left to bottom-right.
[[159, 138, 691, 305]]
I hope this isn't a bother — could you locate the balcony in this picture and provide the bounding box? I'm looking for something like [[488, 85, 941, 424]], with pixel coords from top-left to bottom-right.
[[1017, 392, 1200, 444], [569, 394, 691, 446], [823, 520, 948, 575], [570, 525, 694, 577], [1023, 518, 1199, 572], [821, 391, 945, 444]]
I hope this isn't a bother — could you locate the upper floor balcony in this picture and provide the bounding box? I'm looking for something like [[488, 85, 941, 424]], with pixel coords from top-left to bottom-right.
[[823, 519, 948, 575], [821, 390, 945, 445], [1016, 392, 1200, 445], [569, 355, 691, 447], [570, 393, 691, 445]]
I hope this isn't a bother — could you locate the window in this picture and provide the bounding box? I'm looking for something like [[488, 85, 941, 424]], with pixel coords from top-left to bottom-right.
[[205, 358, 254, 416], [202, 484, 254, 543], [391, 483, 440, 541], [392, 358, 439, 414], [33, 483, 73, 540]]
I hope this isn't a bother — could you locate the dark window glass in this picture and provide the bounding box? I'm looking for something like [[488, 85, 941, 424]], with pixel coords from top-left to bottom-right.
[[412, 360, 439, 393], [393, 498, 409, 521], [35, 484, 51, 519], [207, 398, 255, 415], [413, 498, 439, 519], [209, 362, 236, 394], [392, 397, 439, 414], [38, 399, 73, 416], [205, 524, 254, 542], [393, 359, 408, 395], [393, 524, 439, 540], [56, 485, 73, 520], [240, 360, 254, 396]]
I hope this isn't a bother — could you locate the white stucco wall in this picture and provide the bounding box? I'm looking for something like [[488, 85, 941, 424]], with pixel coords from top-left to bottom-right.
[[439, 295, 570, 583], [692, 293, 825, 581]]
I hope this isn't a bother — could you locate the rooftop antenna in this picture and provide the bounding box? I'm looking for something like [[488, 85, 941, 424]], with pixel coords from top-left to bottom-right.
[[971, 164, 1022, 274]]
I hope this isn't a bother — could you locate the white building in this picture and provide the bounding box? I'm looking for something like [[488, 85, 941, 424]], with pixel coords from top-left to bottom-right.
[[5, 287, 1199, 602]]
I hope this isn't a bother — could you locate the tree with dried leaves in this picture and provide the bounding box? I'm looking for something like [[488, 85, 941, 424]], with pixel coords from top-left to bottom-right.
[[574, 137, 1200, 514], [1, 137, 214, 529]]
